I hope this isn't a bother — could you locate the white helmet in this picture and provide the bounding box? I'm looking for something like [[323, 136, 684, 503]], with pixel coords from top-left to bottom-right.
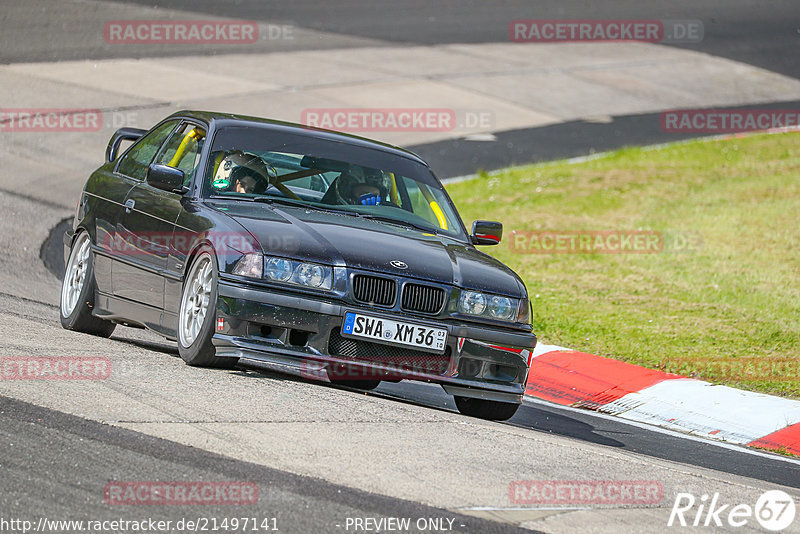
[[212, 151, 270, 192]]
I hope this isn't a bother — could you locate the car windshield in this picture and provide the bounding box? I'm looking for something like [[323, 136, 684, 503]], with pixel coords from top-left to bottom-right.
[[204, 126, 468, 240]]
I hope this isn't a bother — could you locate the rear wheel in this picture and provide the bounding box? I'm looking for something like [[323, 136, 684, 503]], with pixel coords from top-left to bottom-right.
[[177, 248, 238, 368], [454, 396, 520, 421], [60, 231, 116, 337]]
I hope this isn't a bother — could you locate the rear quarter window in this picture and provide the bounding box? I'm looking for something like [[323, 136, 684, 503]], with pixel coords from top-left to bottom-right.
[[116, 120, 179, 180]]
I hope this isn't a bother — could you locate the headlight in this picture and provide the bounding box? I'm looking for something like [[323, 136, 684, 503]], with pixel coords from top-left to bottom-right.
[[458, 290, 522, 323], [459, 291, 486, 315], [296, 263, 326, 288], [265, 257, 293, 281], [232, 253, 263, 278], [488, 295, 515, 320], [264, 256, 332, 290]]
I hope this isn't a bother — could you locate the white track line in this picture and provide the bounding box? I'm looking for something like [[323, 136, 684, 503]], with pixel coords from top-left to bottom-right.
[[531, 343, 571, 358], [522, 396, 800, 466], [600, 379, 800, 444]]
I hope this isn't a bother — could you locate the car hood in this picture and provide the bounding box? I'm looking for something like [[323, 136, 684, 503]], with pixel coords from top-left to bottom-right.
[[216, 202, 525, 297]]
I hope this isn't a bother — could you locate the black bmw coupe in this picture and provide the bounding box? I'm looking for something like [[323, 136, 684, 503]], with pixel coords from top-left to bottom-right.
[[60, 111, 536, 420]]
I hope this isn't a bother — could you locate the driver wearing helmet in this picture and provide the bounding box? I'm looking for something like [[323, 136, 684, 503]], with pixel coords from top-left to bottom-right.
[[230, 165, 268, 195], [212, 151, 270, 194], [326, 166, 389, 206]]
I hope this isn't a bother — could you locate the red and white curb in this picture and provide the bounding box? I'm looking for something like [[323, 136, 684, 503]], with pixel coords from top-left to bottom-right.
[[525, 344, 800, 455]]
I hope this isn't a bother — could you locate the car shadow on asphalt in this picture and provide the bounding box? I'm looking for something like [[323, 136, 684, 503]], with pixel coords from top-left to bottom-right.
[[236, 359, 323, 383], [103, 332, 628, 449], [111, 335, 626, 449], [365, 380, 626, 448], [509, 404, 625, 448], [110, 335, 180, 356]]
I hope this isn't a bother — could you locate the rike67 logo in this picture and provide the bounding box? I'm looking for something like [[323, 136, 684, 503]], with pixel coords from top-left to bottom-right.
[[668, 490, 796, 531]]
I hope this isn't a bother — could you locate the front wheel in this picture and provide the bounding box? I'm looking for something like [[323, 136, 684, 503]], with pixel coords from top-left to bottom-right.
[[454, 396, 520, 421], [177, 248, 238, 368], [60, 231, 116, 337]]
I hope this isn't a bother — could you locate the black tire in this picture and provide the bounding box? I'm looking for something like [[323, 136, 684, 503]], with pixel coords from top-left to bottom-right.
[[331, 380, 382, 390], [177, 248, 238, 368], [60, 231, 116, 338], [454, 396, 520, 421]]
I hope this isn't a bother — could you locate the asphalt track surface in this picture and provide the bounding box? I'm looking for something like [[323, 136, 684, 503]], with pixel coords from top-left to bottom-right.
[[116, 0, 800, 81], [35, 220, 800, 490], [33, 211, 800, 497], [0, 395, 526, 534], [4, 1, 800, 531], [6, 0, 798, 79], [368, 381, 800, 490], [412, 100, 800, 179], [3, 0, 798, 175]]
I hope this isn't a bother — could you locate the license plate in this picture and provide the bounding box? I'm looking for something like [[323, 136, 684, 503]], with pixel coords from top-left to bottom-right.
[[341, 311, 448, 353]]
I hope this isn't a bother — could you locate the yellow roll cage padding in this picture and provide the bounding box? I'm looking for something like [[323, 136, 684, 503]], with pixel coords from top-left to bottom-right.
[[388, 172, 446, 230], [168, 127, 204, 169], [388, 172, 400, 205], [417, 183, 448, 230], [211, 151, 225, 180]]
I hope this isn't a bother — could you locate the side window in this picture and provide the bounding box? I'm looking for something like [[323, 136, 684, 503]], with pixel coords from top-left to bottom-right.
[[155, 122, 207, 185], [116, 121, 179, 180]]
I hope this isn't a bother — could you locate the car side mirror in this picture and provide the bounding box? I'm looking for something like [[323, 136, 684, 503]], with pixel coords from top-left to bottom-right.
[[470, 220, 502, 245], [147, 164, 186, 193]]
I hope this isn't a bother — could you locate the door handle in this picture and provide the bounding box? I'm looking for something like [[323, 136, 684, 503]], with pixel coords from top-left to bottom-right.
[[124, 199, 135, 213]]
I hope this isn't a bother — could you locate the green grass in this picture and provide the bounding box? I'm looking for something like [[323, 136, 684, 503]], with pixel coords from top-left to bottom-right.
[[445, 133, 800, 397]]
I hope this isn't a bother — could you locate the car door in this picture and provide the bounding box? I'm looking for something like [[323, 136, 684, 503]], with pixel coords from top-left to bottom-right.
[[91, 121, 178, 294], [110, 119, 181, 308], [112, 121, 207, 311]]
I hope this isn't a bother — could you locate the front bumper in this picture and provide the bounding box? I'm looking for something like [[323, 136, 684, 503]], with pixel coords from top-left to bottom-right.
[[213, 281, 536, 404]]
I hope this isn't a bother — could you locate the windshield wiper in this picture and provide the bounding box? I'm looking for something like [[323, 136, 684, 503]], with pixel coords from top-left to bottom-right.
[[252, 196, 309, 208], [357, 214, 439, 235]]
